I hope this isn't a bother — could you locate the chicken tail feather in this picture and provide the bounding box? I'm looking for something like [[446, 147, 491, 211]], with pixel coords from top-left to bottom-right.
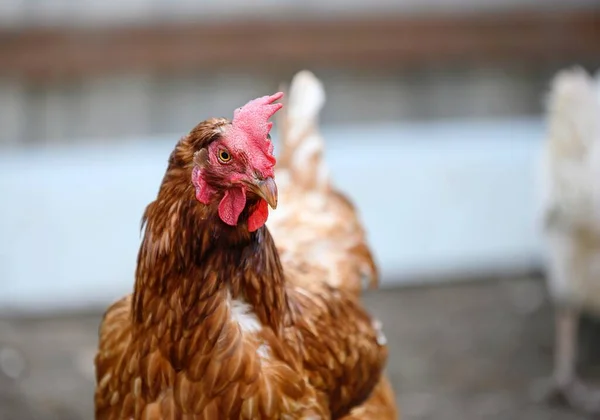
[[276, 70, 329, 192]]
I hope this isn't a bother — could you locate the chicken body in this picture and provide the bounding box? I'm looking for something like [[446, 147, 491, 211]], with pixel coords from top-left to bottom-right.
[[96, 271, 385, 419], [268, 71, 398, 419], [95, 81, 391, 419], [538, 66, 600, 414]]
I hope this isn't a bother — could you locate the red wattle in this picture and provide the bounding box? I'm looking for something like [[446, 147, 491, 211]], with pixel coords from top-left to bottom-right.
[[218, 188, 247, 226], [248, 199, 269, 232]]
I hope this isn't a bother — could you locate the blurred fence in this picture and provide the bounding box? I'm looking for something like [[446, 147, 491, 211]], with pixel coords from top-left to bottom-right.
[[0, 0, 597, 27], [0, 1, 598, 147], [0, 68, 559, 147]]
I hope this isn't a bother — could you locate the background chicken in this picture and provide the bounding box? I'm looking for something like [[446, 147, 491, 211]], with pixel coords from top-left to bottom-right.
[[537, 66, 600, 414], [94, 86, 391, 419], [268, 70, 398, 419], [269, 71, 378, 295]]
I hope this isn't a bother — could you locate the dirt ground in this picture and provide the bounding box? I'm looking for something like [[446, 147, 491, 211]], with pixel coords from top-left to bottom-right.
[[0, 277, 599, 420]]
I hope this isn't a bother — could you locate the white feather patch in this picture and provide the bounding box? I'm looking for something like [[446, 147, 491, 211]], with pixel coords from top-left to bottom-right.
[[372, 318, 387, 346], [257, 344, 271, 359], [229, 294, 262, 333]]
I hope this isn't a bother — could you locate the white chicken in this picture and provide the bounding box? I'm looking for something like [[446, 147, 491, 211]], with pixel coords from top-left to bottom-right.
[[537, 66, 600, 414]]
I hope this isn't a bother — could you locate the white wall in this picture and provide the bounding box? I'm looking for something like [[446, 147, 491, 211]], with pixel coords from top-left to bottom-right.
[[0, 118, 545, 313]]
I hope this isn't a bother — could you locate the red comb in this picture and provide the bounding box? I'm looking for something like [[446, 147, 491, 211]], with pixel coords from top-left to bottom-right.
[[228, 92, 284, 176], [232, 92, 283, 143]]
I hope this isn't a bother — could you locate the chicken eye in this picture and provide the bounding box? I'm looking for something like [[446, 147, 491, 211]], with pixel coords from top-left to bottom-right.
[[218, 150, 232, 163]]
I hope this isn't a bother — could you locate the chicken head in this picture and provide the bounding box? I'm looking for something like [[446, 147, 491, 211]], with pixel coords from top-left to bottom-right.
[[191, 92, 283, 231]]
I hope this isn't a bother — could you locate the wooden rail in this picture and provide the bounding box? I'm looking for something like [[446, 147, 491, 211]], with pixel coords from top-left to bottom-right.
[[0, 10, 598, 82]]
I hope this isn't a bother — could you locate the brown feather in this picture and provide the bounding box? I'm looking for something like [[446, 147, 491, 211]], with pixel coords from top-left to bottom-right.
[[95, 106, 391, 419]]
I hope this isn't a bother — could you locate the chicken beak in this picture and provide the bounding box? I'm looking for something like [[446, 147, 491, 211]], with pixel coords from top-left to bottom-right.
[[251, 177, 278, 209]]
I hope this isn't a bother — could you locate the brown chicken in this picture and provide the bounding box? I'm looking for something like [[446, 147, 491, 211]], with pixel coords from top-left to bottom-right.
[[269, 70, 398, 419], [95, 88, 391, 419]]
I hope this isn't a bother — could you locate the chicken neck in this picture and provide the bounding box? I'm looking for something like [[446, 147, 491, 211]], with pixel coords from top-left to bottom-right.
[[131, 193, 290, 337]]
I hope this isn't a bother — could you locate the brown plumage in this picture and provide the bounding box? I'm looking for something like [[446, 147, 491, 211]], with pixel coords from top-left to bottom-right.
[[270, 71, 398, 419], [95, 82, 391, 419]]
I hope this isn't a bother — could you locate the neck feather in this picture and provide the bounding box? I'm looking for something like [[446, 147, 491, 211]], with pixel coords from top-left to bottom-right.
[[132, 180, 288, 335]]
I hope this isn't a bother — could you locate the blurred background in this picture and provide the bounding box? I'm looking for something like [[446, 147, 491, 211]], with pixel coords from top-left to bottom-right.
[[0, 0, 600, 419]]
